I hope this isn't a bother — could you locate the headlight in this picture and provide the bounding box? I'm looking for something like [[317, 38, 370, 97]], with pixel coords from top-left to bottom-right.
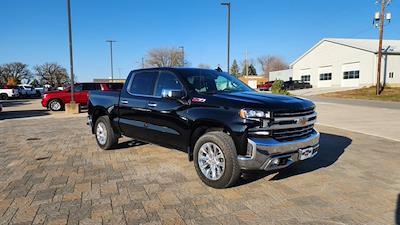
[[239, 109, 271, 119]]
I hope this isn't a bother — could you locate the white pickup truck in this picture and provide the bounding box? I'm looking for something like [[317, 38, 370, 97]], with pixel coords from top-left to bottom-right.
[[0, 86, 20, 100]]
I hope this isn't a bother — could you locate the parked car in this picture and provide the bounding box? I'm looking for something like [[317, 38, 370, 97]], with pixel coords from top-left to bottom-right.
[[0, 85, 20, 100], [18, 84, 40, 97], [0, 103, 2, 112], [87, 68, 319, 188], [42, 82, 124, 111], [257, 81, 274, 91], [284, 80, 312, 90]]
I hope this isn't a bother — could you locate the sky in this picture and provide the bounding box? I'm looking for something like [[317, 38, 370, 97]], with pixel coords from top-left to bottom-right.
[[1, 0, 399, 82]]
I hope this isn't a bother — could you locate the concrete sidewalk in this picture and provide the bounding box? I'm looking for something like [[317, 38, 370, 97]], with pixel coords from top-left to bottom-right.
[[312, 97, 400, 142]]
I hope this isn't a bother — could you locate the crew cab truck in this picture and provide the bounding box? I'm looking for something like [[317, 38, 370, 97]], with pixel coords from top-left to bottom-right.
[[88, 68, 319, 188]]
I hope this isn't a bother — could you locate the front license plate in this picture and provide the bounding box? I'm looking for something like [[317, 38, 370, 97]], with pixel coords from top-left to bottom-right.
[[299, 147, 314, 160]]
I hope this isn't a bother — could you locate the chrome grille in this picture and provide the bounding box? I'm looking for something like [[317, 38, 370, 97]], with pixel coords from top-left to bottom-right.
[[249, 108, 317, 142]]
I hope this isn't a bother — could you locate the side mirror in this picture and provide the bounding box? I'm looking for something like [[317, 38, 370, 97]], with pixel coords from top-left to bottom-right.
[[161, 89, 184, 99]]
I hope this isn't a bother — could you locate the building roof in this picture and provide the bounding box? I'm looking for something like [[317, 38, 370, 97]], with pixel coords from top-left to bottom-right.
[[291, 38, 400, 66]]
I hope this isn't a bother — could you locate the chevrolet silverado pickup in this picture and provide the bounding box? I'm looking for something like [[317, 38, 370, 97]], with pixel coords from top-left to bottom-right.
[[87, 68, 319, 188]]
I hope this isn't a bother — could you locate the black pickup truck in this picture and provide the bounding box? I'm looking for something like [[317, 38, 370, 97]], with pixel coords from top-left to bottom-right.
[[88, 68, 319, 188]]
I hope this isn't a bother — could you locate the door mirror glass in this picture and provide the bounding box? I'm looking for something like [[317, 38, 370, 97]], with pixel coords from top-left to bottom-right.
[[161, 89, 184, 99]]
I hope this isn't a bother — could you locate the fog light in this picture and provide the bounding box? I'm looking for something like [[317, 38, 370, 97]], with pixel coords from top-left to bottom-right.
[[271, 158, 280, 166]]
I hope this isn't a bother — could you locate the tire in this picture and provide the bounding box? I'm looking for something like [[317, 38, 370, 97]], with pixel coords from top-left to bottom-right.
[[0, 93, 8, 100], [48, 99, 64, 111], [193, 131, 241, 188], [35, 91, 41, 97], [94, 116, 118, 150]]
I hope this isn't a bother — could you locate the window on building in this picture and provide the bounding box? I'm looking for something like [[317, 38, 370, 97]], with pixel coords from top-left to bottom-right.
[[319, 73, 332, 81], [343, 70, 360, 79], [301, 75, 310, 82], [389, 72, 394, 78]]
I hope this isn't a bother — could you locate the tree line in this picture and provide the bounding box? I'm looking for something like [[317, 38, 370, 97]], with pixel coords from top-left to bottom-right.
[[0, 62, 70, 87], [144, 48, 289, 79]]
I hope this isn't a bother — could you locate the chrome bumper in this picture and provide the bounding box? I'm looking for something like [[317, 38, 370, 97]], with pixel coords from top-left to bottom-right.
[[238, 130, 320, 171]]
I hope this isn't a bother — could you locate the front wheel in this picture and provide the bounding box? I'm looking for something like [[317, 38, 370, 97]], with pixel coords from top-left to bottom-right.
[[95, 116, 118, 150], [193, 131, 241, 188], [0, 93, 8, 100]]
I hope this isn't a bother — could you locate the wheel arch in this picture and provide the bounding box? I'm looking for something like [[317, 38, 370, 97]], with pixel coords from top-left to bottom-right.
[[188, 120, 237, 161]]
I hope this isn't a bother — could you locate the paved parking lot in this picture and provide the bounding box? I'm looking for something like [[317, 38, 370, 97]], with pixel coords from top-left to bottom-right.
[[0, 115, 399, 225]]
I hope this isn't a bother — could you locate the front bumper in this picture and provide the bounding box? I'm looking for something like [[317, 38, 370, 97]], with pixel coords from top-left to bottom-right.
[[238, 130, 320, 171]]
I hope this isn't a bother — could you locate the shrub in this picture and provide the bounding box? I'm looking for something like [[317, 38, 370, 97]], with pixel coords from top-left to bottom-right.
[[271, 80, 290, 95]]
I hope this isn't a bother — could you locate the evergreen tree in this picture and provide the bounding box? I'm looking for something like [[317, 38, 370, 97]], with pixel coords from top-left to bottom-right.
[[230, 59, 240, 77], [248, 64, 257, 75], [241, 64, 257, 76]]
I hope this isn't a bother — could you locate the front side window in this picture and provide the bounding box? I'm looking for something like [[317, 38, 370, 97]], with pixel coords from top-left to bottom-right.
[[72, 84, 83, 92], [301, 75, 310, 82], [155, 71, 183, 96], [343, 70, 359, 79], [183, 70, 252, 94], [129, 71, 158, 95], [319, 73, 332, 81]]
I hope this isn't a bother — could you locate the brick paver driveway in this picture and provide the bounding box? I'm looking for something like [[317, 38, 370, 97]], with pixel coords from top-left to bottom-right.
[[0, 117, 399, 225]]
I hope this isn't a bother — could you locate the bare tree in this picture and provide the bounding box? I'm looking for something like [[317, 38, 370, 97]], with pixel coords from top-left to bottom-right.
[[258, 55, 289, 79], [145, 47, 184, 67], [198, 63, 211, 69], [0, 62, 32, 85], [34, 63, 70, 87]]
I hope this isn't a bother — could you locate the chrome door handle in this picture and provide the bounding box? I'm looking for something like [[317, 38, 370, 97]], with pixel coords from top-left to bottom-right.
[[121, 100, 128, 104], [148, 103, 157, 107]]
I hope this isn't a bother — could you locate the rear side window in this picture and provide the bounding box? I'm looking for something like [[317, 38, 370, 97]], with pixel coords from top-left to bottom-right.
[[154, 71, 182, 96], [83, 83, 100, 91], [129, 71, 158, 95]]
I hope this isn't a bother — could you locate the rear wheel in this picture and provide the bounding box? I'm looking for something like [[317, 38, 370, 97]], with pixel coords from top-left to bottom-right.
[[95, 116, 118, 150], [193, 131, 241, 188], [0, 93, 8, 100], [48, 99, 63, 111]]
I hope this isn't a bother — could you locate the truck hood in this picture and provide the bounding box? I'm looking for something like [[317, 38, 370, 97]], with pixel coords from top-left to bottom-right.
[[212, 91, 314, 112]]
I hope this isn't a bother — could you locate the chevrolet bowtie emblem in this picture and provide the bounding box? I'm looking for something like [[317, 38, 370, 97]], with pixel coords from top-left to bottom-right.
[[297, 117, 308, 126]]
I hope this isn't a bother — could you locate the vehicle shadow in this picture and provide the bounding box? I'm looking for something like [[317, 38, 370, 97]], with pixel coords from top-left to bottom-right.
[[111, 139, 148, 150], [0, 99, 31, 107], [396, 194, 400, 225], [237, 132, 352, 185], [0, 110, 51, 120]]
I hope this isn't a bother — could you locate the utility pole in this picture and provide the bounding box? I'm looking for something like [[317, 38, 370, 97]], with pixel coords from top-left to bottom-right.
[[67, 0, 75, 103], [374, 0, 392, 95], [245, 49, 248, 76], [106, 40, 116, 82], [141, 57, 145, 69], [221, 2, 230, 72], [179, 46, 185, 67]]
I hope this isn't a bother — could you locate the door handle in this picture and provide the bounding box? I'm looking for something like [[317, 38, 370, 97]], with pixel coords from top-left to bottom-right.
[[148, 102, 157, 107], [121, 100, 128, 104]]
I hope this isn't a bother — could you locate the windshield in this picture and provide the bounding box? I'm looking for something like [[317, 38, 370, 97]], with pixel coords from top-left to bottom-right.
[[182, 70, 252, 94]]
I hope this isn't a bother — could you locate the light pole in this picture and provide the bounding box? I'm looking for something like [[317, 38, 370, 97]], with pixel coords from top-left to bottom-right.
[[373, 0, 392, 95], [179, 46, 184, 67], [221, 2, 231, 73], [106, 40, 116, 82], [67, 0, 75, 103]]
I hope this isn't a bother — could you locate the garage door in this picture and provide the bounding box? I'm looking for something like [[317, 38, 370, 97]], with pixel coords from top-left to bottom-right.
[[341, 62, 360, 87]]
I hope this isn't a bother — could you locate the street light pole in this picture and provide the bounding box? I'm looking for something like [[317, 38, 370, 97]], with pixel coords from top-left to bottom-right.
[[221, 2, 230, 73], [179, 46, 184, 67], [67, 0, 75, 103], [106, 40, 116, 82]]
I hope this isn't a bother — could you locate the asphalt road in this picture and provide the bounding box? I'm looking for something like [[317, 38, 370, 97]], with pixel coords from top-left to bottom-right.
[[307, 96, 400, 142]]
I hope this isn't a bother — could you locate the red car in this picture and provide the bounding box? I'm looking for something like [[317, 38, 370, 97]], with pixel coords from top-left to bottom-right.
[[257, 81, 274, 91], [42, 82, 123, 111]]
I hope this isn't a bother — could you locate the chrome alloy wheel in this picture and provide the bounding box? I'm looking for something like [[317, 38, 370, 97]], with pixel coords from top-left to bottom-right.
[[96, 122, 108, 145], [198, 142, 226, 180], [50, 101, 61, 111]]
